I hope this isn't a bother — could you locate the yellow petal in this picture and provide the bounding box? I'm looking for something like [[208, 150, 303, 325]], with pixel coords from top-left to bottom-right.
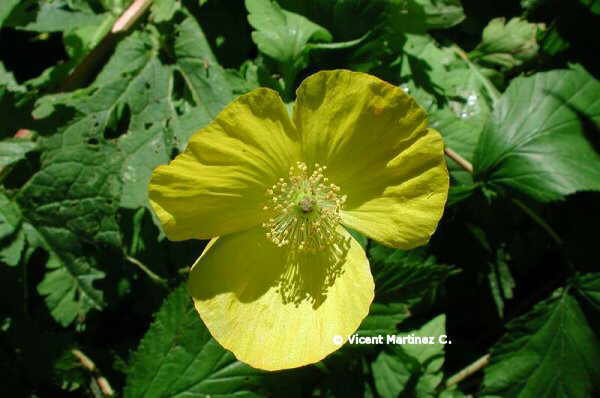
[[294, 70, 448, 248], [188, 225, 374, 371], [149, 88, 300, 240]]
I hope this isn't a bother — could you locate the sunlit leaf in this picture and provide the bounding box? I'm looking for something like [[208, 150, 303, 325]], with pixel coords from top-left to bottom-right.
[[473, 65, 600, 202], [245, 0, 332, 66], [0, 139, 37, 168], [471, 17, 543, 69], [0, 0, 20, 28], [388, 0, 465, 33], [372, 315, 447, 398]]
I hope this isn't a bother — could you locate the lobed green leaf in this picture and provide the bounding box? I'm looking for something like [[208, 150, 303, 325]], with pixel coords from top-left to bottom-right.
[[124, 285, 270, 398], [474, 66, 600, 202], [481, 289, 600, 397]]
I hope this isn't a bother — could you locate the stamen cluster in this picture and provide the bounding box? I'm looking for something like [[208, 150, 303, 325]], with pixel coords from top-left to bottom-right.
[[262, 162, 346, 251]]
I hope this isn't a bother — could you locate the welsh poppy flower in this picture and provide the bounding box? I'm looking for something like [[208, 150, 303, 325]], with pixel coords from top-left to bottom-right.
[[148, 70, 449, 370]]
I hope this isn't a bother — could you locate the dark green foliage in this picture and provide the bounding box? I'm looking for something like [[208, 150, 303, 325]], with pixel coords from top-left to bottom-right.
[[482, 286, 600, 397], [124, 285, 271, 398], [1, 0, 599, 397]]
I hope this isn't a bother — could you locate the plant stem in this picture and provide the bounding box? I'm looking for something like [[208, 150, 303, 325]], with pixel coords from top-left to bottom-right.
[[451, 44, 501, 104], [444, 147, 473, 173], [71, 349, 114, 397], [510, 198, 563, 247], [443, 146, 565, 249], [125, 255, 168, 287], [59, 0, 153, 91], [112, 0, 153, 33], [445, 354, 490, 388]]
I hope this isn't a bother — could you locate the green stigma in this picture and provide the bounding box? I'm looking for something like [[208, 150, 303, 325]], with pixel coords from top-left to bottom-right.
[[298, 196, 315, 213], [262, 162, 346, 251]]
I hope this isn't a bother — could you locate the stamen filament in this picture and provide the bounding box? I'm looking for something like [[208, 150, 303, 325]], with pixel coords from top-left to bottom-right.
[[262, 162, 346, 252]]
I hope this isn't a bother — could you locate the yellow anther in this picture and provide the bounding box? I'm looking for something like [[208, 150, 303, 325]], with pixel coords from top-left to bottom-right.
[[262, 162, 345, 251]]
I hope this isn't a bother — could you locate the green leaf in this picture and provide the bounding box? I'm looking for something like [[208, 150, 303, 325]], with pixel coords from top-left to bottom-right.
[[124, 285, 270, 398], [63, 14, 116, 63], [15, 1, 108, 33], [429, 108, 484, 178], [372, 315, 447, 398], [0, 227, 25, 267], [0, 139, 38, 169], [399, 34, 456, 108], [0, 61, 23, 94], [18, 142, 123, 248], [346, 228, 368, 249], [6, 0, 116, 92], [277, 0, 386, 40], [575, 272, 600, 312], [24, 221, 105, 326], [369, 244, 457, 303], [412, 0, 465, 29], [84, 31, 177, 209], [387, 0, 465, 33], [245, 0, 332, 65], [357, 245, 454, 341], [0, 191, 22, 241], [466, 223, 516, 318], [98, 0, 130, 14], [358, 302, 411, 337], [473, 66, 600, 202], [402, 315, 446, 397], [150, 0, 181, 22], [306, 31, 371, 51], [487, 247, 515, 318], [520, 0, 550, 11], [0, 190, 25, 267], [116, 58, 175, 209], [372, 347, 418, 398], [173, 14, 235, 123], [580, 0, 600, 14], [0, 0, 21, 28], [471, 17, 543, 69], [35, 16, 233, 211], [439, 389, 471, 398], [52, 349, 88, 393], [539, 26, 570, 56], [447, 184, 479, 206], [10, 139, 121, 324], [399, 34, 492, 184], [481, 290, 600, 397], [0, 190, 24, 267]]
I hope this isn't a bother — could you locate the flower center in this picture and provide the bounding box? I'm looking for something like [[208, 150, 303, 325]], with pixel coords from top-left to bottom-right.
[[262, 162, 346, 251]]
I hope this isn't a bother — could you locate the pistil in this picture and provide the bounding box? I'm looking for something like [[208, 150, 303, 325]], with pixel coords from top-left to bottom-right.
[[262, 162, 346, 251]]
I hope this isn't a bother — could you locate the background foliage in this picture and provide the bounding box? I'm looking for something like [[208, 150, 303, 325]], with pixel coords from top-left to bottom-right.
[[1, 0, 599, 397]]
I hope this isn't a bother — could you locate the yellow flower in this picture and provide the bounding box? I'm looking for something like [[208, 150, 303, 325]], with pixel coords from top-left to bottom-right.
[[148, 70, 449, 371]]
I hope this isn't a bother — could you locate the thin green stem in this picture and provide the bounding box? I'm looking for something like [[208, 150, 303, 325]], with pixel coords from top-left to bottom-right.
[[444, 145, 564, 250], [511, 198, 577, 273], [444, 147, 473, 173], [281, 63, 299, 103], [72, 349, 114, 396], [510, 198, 563, 247], [59, 0, 152, 91], [130, 207, 145, 255], [445, 354, 490, 388], [125, 255, 168, 287], [451, 44, 501, 104]]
